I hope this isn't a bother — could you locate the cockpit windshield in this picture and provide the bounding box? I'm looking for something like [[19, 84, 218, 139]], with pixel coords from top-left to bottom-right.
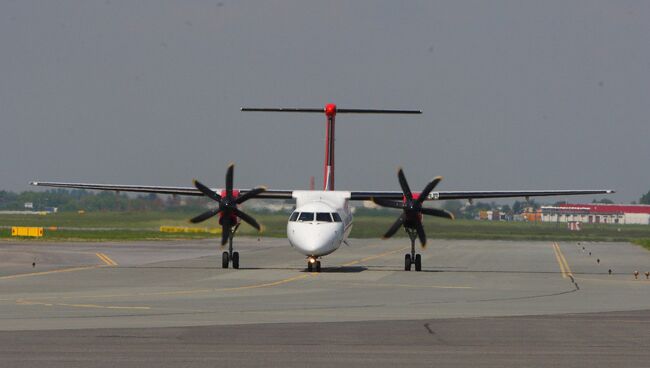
[[331, 212, 342, 222], [292, 212, 342, 223], [316, 212, 332, 222]]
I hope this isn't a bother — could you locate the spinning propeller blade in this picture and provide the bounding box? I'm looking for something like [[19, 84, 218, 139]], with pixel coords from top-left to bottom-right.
[[373, 168, 453, 247], [190, 164, 266, 245]]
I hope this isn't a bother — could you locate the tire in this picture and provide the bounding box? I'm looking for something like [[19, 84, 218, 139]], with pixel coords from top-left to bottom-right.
[[415, 254, 422, 272], [405, 254, 412, 271], [222, 252, 229, 269], [316, 261, 321, 273], [307, 262, 313, 272], [232, 252, 240, 269]]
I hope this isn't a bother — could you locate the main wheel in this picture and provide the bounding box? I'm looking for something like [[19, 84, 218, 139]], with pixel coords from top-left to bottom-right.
[[222, 252, 229, 269], [232, 251, 240, 269], [315, 261, 321, 273], [415, 254, 422, 271], [404, 254, 412, 271], [307, 262, 313, 272]]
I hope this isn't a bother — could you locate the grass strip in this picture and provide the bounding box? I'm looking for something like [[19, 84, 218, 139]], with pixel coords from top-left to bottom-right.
[[2, 211, 650, 245]]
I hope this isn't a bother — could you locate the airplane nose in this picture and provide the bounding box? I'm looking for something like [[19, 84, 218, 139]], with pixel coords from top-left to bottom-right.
[[289, 225, 339, 256], [302, 233, 334, 253]]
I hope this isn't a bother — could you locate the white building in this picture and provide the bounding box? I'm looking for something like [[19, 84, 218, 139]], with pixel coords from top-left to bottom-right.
[[541, 204, 650, 225]]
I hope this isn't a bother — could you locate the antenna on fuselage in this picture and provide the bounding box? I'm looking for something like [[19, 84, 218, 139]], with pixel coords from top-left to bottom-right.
[[241, 104, 422, 191]]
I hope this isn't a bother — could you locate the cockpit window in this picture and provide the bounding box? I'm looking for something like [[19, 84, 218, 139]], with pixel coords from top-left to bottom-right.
[[289, 212, 299, 222], [298, 212, 314, 222], [331, 212, 342, 222], [316, 212, 332, 222]]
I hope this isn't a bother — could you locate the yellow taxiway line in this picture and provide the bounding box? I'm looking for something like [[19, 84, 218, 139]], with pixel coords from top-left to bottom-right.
[[0, 254, 117, 282], [96, 253, 118, 266], [345, 281, 472, 289], [0, 265, 102, 281], [342, 246, 409, 267], [552, 242, 572, 279], [15, 298, 150, 310]]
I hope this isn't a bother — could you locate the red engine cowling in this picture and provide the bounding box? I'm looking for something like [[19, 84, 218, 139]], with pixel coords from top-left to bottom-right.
[[218, 189, 240, 226], [403, 194, 423, 222]]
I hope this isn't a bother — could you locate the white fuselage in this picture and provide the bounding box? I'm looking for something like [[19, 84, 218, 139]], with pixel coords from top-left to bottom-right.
[[286, 191, 353, 257]]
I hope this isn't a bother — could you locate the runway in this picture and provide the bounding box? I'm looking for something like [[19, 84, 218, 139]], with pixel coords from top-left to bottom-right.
[[1, 238, 650, 366]]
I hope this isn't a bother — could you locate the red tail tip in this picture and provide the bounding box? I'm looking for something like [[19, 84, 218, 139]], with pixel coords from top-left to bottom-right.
[[325, 103, 337, 117]]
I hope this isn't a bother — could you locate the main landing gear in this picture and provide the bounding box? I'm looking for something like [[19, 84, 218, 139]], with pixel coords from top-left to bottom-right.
[[307, 257, 321, 273], [404, 228, 422, 271], [222, 224, 240, 269]]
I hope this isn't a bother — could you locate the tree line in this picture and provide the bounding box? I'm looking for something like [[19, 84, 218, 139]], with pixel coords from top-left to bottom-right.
[[0, 189, 210, 212]]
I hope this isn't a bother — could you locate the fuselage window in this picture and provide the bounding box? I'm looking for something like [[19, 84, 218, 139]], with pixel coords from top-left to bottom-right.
[[298, 212, 314, 222], [331, 212, 342, 222], [289, 212, 299, 222], [316, 212, 332, 222]]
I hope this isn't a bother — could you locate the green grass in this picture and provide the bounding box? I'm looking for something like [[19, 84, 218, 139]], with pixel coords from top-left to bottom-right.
[[0, 211, 197, 229], [2, 211, 650, 244], [0, 228, 212, 242], [352, 216, 650, 242], [632, 239, 650, 251]]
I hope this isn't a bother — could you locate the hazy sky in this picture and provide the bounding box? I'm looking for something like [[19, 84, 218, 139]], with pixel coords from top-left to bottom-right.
[[1, 1, 648, 203]]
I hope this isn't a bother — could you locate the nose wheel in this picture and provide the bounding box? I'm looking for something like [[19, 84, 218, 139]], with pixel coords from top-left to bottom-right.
[[222, 224, 240, 269], [404, 253, 422, 271], [307, 257, 321, 272], [404, 230, 422, 271]]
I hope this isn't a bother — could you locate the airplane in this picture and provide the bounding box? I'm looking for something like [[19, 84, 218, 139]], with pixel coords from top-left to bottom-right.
[[30, 103, 614, 272]]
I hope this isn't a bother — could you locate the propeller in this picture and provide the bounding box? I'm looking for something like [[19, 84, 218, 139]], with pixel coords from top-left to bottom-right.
[[372, 168, 454, 247], [190, 164, 266, 245]]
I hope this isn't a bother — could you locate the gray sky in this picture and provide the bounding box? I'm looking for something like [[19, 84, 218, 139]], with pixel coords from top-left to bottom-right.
[[1, 1, 648, 203]]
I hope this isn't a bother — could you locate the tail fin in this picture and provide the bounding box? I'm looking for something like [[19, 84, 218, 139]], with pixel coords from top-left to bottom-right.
[[242, 104, 421, 190]]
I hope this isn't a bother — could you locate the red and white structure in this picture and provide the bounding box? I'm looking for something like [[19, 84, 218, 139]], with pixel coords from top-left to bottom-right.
[[541, 204, 650, 225]]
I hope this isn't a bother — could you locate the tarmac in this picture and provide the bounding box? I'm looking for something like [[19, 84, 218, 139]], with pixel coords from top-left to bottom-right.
[[1, 237, 650, 366]]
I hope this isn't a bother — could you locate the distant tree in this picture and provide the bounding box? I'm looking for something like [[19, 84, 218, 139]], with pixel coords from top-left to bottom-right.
[[640, 191, 650, 205], [474, 202, 492, 211], [457, 201, 493, 219], [592, 198, 614, 204], [441, 200, 464, 218], [0, 190, 18, 209]]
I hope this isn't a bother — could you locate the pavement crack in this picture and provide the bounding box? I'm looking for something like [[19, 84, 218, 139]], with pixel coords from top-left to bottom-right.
[[423, 322, 448, 345]]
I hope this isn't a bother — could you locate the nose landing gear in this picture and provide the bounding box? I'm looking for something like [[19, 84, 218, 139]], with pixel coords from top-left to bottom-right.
[[222, 224, 240, 269], [404, 228, 422, 271], [307, 257, 321, 272]]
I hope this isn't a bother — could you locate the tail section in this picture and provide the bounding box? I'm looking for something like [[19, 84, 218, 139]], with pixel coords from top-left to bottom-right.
[[241, 104, 421, 191], [323, 104, 336, 190]]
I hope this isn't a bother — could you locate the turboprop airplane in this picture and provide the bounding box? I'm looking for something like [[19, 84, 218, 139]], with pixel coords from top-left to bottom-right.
[[31, 103, 614, 272]]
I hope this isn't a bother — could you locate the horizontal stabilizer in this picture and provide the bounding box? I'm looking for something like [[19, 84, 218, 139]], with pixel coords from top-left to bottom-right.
[[241, 108, 324, 113], [241, 107, 421, 114]]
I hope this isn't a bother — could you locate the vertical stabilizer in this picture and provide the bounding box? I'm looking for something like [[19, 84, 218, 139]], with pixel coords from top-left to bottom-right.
[[323, 104, 337, 190]]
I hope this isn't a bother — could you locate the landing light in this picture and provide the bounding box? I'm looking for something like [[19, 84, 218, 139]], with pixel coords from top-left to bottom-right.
[[308, 257, 316, 264]]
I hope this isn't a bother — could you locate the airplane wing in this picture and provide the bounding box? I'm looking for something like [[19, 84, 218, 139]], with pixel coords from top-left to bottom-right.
[[350, 189, 615, 201], [29, 181, 294, 199], [31, 181, 613, 201]]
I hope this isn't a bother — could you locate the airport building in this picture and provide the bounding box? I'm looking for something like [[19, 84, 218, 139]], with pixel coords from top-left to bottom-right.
[[541, 204, 650, 225]]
